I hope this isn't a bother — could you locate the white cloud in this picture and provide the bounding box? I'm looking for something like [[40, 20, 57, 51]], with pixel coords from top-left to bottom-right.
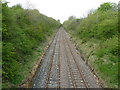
[[6, 0, 119, 23]]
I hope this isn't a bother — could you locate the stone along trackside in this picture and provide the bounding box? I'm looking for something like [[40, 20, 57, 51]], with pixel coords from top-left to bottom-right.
[[32, 27, 101, 88]]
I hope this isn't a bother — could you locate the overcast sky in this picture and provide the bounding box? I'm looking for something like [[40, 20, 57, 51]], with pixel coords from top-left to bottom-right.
[[6, 0, 119, 23]]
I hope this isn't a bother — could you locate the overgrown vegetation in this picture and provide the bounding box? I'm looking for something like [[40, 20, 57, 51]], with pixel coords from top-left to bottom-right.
[[2, 2, 60, 87], [63, 2, 118, 88]]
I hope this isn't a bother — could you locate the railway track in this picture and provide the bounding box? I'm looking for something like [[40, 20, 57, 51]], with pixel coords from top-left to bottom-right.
[[62, 30, 88, 88], [32, 27, 101, 88]]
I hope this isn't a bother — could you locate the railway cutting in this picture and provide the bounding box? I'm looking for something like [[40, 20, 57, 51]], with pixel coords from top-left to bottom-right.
[[33, 27, 101, 88]]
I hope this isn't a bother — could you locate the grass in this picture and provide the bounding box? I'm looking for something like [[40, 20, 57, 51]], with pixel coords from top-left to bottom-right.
[[68, 31, 118, 88], [2, 29, 58, 88], [0, 42, 2, 89], [2, 44, 44, 88]]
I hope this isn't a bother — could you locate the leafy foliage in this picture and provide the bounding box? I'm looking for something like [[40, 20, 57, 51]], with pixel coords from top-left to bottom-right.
[[63, 2, 118, 87], [2, 2, 60, 84], [98, 2, 118, 11]]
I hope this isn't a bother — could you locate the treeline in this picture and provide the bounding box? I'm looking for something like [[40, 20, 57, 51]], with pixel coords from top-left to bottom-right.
[[2, 2, 60, 85], [63, 2, 118, 87]]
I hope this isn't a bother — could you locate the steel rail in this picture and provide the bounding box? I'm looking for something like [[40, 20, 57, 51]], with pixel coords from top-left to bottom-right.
[[45, 31, 60, 88], [63, 30, 89, 88], [62, 30, 77, 88]]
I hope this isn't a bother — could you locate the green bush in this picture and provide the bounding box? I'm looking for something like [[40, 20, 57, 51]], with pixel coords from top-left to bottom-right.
[[63, 2, 118, 87], [2, 2, 60, 84], [2, 42, 20, 82]]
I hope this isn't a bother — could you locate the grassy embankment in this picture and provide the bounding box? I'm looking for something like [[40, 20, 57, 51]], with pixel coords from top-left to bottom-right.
[[63, 2, 119, 88], [2, 2, 60, 88]]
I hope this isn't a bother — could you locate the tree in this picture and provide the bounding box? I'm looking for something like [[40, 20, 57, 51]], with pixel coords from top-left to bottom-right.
[[2, 2, 60, 85], [98, 2, 117, 11], [68, 16, 76, 20]]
